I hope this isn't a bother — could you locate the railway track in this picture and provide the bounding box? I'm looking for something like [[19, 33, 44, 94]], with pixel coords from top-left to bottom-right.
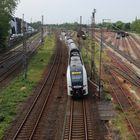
[[108, 51, 140, 87], [89, 32, 140, 88], [0, 33, 41, 64], [108, 70, 140, 139], [0, 34, 42, 87], [59, 33, 111, 140], [93, 31, 140, 139], [95, 32, 140, 68], [63, 98, 94, 140], [0, 33, 40, 62], [62, 78, 104, 139], [101, 35, 140, 69], [131, 35, 140, 50], [127, 36, 140, 60], [0, 59, 22, 83], [7, 38, 62, 140], [110, 66, 140, 87], [121, 37, 131, 56]]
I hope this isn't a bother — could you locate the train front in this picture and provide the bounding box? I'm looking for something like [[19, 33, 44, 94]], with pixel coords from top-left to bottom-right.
[[67, 64, 88, 97]]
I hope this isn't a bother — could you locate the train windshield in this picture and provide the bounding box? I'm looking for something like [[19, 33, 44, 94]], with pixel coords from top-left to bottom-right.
[[71, 71, 83, 84]]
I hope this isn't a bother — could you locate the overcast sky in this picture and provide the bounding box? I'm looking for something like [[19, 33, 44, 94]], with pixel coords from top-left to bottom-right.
[[15, 0, 140, 24]]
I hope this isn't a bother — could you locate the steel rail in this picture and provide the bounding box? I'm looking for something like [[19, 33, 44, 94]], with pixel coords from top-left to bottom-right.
[[29, 49, 62, 139], [0, 36, 41, 84], [12, 45, 59, 140], [82, 100, 88, 140], [68, 99, 74, 140], [108, 71, 139, 140], [127, 37, 140, 60]]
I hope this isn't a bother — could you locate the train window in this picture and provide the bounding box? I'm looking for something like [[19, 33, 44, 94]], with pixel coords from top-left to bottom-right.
[[71, 52, 79, 57], [71, 73, 82, 82]]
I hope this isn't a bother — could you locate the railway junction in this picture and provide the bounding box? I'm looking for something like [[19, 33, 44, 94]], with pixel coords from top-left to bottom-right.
[[1, 2, 140, 140]]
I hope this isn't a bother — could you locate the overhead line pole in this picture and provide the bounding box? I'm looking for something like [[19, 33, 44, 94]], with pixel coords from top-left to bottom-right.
[[80, 16, 82, 30], [30, 17, 32, 34], [98, 19, 110, 98], [41, 15, 44, 44], [99, 23, 103, 98], [22, 14, 27, 79], [91, 9, 96, 80], [78, 16, 82, 51]]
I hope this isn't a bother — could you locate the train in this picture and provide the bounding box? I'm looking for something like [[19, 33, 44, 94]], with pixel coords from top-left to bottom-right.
[[116, 31, 129, 39], [77, 30, 87, 40], [10, 17, 35, 36], [9, 17, 37, 46], [66, 38, 88, 97]]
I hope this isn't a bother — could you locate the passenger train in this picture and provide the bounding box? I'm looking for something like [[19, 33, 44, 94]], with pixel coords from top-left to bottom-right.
[[9, 17, 37, 46], [66, 38, 88, 97], [10, 17, 35, 35]]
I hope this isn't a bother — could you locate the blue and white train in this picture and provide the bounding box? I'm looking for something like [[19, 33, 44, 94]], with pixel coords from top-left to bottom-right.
[[66, 38, 88, 97]]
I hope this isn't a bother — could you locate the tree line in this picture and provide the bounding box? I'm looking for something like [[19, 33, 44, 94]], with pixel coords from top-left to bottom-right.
[[48, 20, 140, 34], [0, 0, 19, 48], [0, 0, 140, 49], [97, 19, 140, 33]]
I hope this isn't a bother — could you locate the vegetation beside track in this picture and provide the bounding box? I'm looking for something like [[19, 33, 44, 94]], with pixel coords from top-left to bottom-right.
[[70, 32, 137, 139], [81, 36, 136, 139], [0, 34, 55, 139], [111, 113, 135, 140], [81, 37, 109, 78]]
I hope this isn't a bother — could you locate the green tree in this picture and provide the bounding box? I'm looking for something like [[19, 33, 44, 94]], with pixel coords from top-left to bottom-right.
[[114, 21, 124, 30], [123, 23, 131, 31], [131, 19, 140, 33], [0, 0, 19, 48], [31, 21, 42, 30]]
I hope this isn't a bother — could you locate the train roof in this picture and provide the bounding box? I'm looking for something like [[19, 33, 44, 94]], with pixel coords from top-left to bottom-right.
[[70, 61, 83, 72], [70, 51, 80, 57], [69, 43, 79, 51], [67, 38, 74, 44], [70, 56, 82, 66]]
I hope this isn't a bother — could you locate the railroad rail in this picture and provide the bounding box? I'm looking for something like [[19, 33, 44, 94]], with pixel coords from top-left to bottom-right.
[[121, 37, 131, 56], [131, 35, 140, 48], [11, 38, 62, 139], [95, 32, 140, 69], [127, 36, 140, 60], [93, 31, 140, 139], [110, 66, 140, 87], [108, 70, 140, 139], [108, 51, 140, 87], [0, 34, 41, 86], [63, 98, 94, 140], [0, 33, 40, 63]]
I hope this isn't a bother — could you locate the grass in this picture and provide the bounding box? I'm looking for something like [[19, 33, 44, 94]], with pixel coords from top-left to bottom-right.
[[81, 37, 108, 71], [112, 113, 135, 140], [0, 34, 55, 139]]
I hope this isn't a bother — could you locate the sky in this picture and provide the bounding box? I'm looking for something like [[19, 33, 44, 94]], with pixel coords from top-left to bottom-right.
[[15, 0, 140, 24]]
